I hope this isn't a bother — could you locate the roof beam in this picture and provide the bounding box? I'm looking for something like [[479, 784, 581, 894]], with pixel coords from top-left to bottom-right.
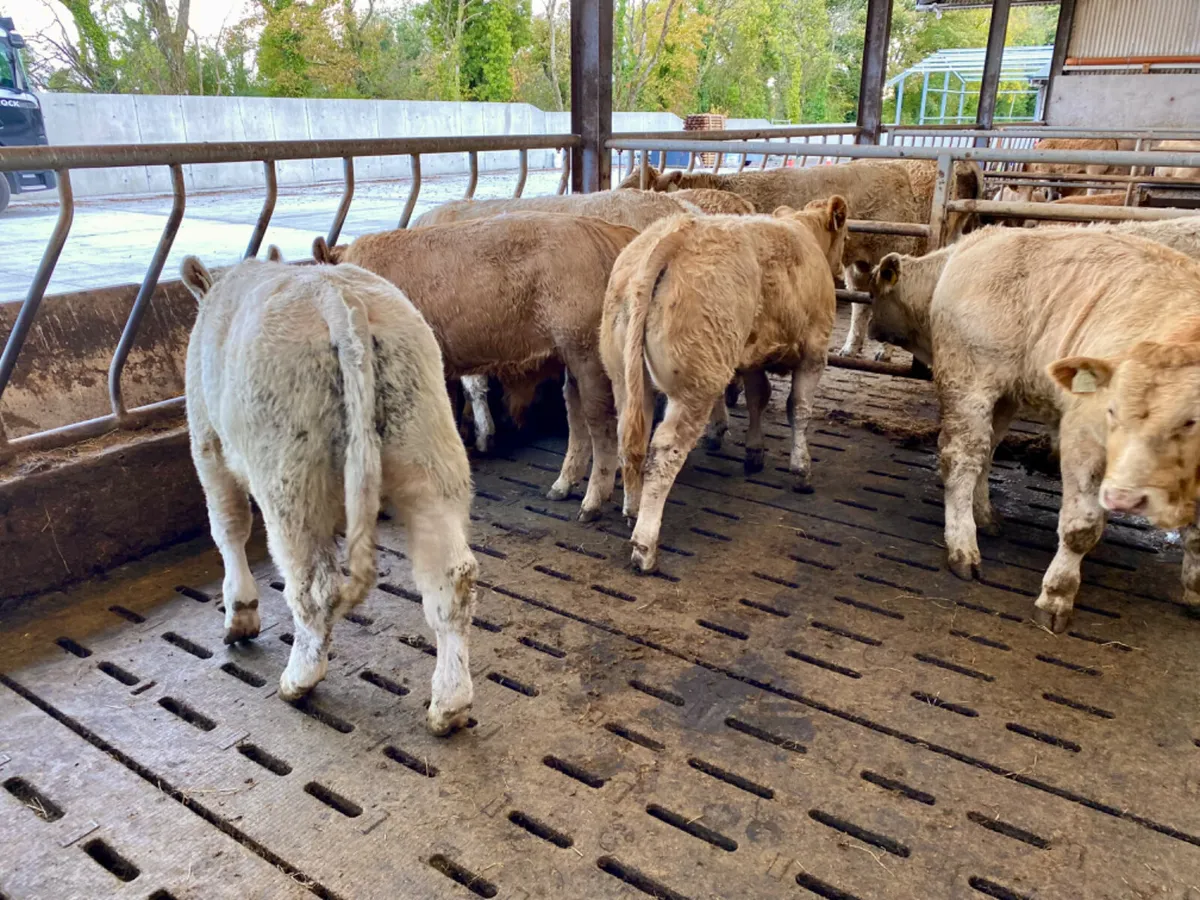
[[856, 0, 893, 145], [976, 0, 1012, 135]]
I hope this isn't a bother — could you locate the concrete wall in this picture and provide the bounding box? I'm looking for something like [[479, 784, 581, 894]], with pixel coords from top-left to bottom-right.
[[36, 94, 770, 199], [1046, 74, 1200, 129]]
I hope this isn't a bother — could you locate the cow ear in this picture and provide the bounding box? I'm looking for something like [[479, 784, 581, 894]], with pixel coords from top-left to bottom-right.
[[876, 253, 902, 287], [825, 195, 848, 232], [1048, 357, 1115, 394], [772, 205, 796, 218], [313, 236, 331, 264], [266, 244, 283, 263], [180, 255, 213, 301], [656, 170, 683, 192]]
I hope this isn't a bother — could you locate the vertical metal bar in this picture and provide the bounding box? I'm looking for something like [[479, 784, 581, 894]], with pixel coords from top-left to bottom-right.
[[738, 151, 748, 172], [399, 154, 422, 228], [640, 152, 649, 189], [918, 72, 930, 125], [1124, 137, 1143, 207], [570, 0, 613, 193], [243, 159, 276, 259], [760, 139, 770, 170], [894, 75, 905, 126], [513, 149, 529, 198], [658, 149, 666, 170], [976, 0, 1012, 141], [557, 147, 571, 195], [327, 156, 355, 246], [926, 152, 953, 251], [712, 147, 722, 174], [0, 169, 74, 453], [110, 164, 186, 423], [856, 0, 892, 145], [1044, 0, 1077, 119], [687, 152, 697, 172], [465, 151, 479, 199], [939, 70, 950, 123]]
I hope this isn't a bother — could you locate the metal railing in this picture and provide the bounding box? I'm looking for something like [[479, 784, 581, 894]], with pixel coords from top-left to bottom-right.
[[0, 133, 578, 461]]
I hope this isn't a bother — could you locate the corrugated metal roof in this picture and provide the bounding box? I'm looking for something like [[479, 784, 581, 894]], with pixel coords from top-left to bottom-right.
[[915, 1, 1057, 9], [1069, 0, 1200, 58]]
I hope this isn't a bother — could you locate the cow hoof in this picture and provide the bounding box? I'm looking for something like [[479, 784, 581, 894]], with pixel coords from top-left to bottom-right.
[[546, 483, 571, 501], [474, 433, 495, 455], [223, 606, 261, 645], [1032, 603, 1072, 634], [744, 448, 765, 474], [724, 383, 742, 408], [427, 701, 472, 737], [278, 674, 316, 703], [946, 550, 980, 581], [631, 542, 657, 574], [979, 519, 1003, 537], [703, 433, 724, 452], [578, 505, 601, 523], [873, 347, 894, 363], [791, 471, 813, 494]]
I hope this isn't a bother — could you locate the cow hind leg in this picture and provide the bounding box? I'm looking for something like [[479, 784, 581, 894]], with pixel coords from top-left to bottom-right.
[[630, 395, 710, 573], [461, 375, 495, 455], [193, 436, 260, 644], [1034, 428, 1105, 633], [788, 353, 826, 491], [938, 384, 1001, 580], [269, 519, 341, 702], [548, 370, 592, 502], [398, 486, 478, 736], [703, 396, 729, 451], [975, 398, 1017, 535], [574, 357, 619, 522], [742, 369, 771, 474], [724, 376, 742, 410]]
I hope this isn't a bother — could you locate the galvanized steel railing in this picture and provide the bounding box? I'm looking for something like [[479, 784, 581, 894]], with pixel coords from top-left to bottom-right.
[[0, 134, 578, 461]]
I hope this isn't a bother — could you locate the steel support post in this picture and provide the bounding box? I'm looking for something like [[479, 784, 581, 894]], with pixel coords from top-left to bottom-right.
[[570, 0, 613, 193]]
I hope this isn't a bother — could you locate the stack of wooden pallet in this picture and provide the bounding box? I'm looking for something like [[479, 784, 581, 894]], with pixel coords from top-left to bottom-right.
[[684, 113, 727, 166]]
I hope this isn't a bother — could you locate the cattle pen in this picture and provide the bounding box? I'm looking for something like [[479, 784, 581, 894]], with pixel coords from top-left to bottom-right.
[[5, 1, 1200, 899]]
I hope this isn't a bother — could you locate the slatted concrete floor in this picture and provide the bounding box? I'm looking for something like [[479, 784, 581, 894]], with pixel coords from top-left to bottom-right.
[[3, 366, 1200, 900]]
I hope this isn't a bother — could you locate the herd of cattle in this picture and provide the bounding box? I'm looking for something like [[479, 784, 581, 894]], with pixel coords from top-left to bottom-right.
[[177, 140, 1200, 734]]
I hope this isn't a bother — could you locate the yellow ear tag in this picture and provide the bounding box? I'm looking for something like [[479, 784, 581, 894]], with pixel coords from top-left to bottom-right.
[[1072, 369, 1098, 394]]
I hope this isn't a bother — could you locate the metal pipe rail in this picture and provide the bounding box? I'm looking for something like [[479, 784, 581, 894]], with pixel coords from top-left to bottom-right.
[[884, 126, 1200, 140], [0, 133, 579, 461], [949, 199, 1199, 224]]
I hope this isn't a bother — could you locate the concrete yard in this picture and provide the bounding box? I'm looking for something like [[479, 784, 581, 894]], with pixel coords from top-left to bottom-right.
[[0, 168, 564, 302]]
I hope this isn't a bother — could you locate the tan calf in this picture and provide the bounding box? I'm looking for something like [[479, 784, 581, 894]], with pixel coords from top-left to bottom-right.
[[183, 255, 478, 735], [315, 213, 637, 520], [869, 227, 1200, 630], [669, 188, 756, 215], [619, 159, 982, 360], [602, 197, 848, 572]]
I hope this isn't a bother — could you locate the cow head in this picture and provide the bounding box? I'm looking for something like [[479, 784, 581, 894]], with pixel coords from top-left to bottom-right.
[[775, 196, 848, 277], [866, 253, 911, 348], [616, 164, 662, 190], [1050, 340, 1200, 530]]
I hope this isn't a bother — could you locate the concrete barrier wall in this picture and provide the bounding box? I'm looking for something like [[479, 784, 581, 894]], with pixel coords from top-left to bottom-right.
[[1046, 74, 1200, 129], [36, 94, 772, 199]]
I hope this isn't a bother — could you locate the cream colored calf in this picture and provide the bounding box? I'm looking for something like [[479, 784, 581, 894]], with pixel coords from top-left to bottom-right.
[[183, 255, 478, 735]]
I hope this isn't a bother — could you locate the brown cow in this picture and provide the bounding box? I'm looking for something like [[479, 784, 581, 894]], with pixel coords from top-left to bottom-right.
[[1009, 138, 1134, 201], [619, 159, 982, 360], [868, 226, 1200, 630], [314, 213, 638, 520], [602, 197, 848, 572]]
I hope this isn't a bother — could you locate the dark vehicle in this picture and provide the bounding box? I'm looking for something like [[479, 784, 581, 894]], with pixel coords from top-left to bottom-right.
[[0, 16, 55, 213]]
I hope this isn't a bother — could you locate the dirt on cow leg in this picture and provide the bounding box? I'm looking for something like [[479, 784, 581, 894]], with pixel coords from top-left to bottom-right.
[[574, 357, 619, 522], [975, 398, 1019, 536], [630, 396, 709, 573], [1180, 525, 1200, 608], [276, 542, 340, 701], [788, 356, 824, 491], [742, 369, 771, 475], [703, 396, 729, 451], [548, 370, 592, 502], [1034, 426, 1106, 633]]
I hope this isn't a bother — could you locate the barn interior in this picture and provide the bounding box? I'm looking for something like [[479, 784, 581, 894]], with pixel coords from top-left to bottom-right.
[[3, 2, 1200, 898]]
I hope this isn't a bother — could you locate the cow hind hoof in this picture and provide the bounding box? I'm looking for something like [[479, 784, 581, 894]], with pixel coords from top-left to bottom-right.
[[546, 483, 571, 501], [979, 519, 1003, 538], [946, 551, 980, 581], [631, 542, 657, 574], [223, 608, 261, 645], [578, 505, 601, 523], [873, 347, 893, 363], [427, 703, 472, 737], [474, 434, 495, 456], [1032, 603, 1072, 634], [278, 675, 316, 703], [703, 433, 724, 452], [744, 448, 765, 474]]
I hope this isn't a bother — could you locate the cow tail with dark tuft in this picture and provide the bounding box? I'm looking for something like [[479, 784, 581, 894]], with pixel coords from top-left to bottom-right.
[[621, 218, 694, 477], [327, 291, 382, 617]]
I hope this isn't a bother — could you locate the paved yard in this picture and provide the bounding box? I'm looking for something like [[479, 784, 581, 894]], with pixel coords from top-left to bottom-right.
[[0, 168, 564, 302]]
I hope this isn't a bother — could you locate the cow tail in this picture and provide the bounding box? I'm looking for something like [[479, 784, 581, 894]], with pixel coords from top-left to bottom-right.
[[621, 219, 694, 477], [328, 293, 382, 616]]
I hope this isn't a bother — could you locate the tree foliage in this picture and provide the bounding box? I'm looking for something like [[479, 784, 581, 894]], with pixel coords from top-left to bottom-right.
[[30, 0, 1058, 123]]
